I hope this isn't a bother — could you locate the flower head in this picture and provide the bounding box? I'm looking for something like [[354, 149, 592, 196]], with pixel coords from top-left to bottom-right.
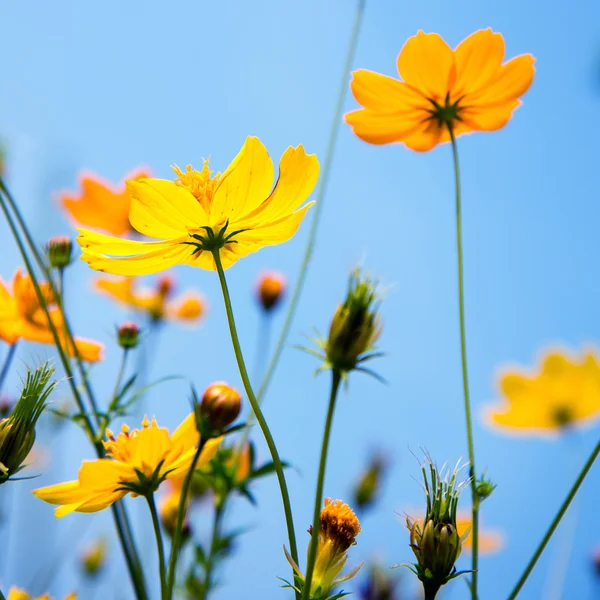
[[256, 271, 286, 311], [76, 136, 319, 274], [117, 321, 140, 349], [199, 381, 242, 431], [8, 588, 75, 600], [33, 413, 221, 516], [0, 363, 56, 484], [81, 539, 107, 576], [60, 167, 151, 235], [346, 29, 535, 151], [0, 269, 103, 362], [94, 274, 205, 324], [46, 236, 73, 270], [485, 349, 600, 437]]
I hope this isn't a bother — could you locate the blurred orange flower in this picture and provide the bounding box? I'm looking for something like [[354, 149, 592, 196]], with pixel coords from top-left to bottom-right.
[[485, 349, 600, 436], [0, 269, 103, 362], [456, 513, 503, 554], [94, 274, 205, 324], [8, 587, 76, 600], [60, 167, 151, 235], [345, 29, 535, 151]]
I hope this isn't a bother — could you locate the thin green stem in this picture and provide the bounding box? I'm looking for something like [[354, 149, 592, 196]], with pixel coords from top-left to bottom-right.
[[0, 342, 17, 392], [301, 369, 342, 600], [507, 438, 600, 599], [448, 126, 479, 599], [256, 0, 366, 405], [146, 493, 168, 600], [423, 580, 441, 600], [211, 249, 300, 592], [203, 499, 227, 599], [165, 437, 207, 599]]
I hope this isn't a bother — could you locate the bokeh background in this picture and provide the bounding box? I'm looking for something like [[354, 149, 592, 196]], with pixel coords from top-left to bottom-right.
[[1, 0, 600, 598]]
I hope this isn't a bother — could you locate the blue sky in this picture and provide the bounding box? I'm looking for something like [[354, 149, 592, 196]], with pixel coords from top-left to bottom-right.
[[1, 0, 600, 599]]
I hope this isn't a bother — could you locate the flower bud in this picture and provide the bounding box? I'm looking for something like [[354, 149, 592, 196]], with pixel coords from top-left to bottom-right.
[[353, 454, 387, 511], [46, 236, 73, 270], [81, 539, 107, 577], [256, 271, 286, 311], [157, 275, 174, 298], [476, 474, 496, 503], [117, 321, 140, 349], [200, 382, 242, 430], [325, 270, 381, 373]]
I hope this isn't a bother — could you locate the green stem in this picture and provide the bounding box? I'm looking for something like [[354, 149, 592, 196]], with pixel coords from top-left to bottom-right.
[[0, 183, 147, 600], [507, 438, 600, 600], [0, 342, 17, 392], [448, 126, 479, 599], [0, 586, 6, 600], [256, 0, 367, 405], [211, 249, 300, 591], [165, 437, 208, 599], [203, 499, 227, 599], [146, 493, 168, 599], [301, 369, 342, 600], [423, 580, 441, 600]]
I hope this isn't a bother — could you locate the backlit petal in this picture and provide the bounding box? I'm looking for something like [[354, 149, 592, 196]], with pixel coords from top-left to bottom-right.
[[345, 108, 426, 145], [77, 228, 185, 256], [237, 203, 314, 246], [460, 100, 521, 131]]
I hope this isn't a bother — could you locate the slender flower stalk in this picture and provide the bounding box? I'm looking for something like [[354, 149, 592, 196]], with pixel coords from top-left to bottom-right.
[[210, 248, 300, 589], [146, 493, 167, 599], [203, 500, 227, 599], [448, 125, 479, 597], [507, 438, 600, 600], [256, 0, 367, 403], [302, 369, 342, 600], [0, 343, 17, 392]]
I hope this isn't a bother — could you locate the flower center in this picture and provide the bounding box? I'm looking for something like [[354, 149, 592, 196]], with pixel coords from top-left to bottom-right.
[[171, 160, 220, 213], [425, 92, 463, 130], [319, 498, 361, 554], [552, 404, 574, 428]]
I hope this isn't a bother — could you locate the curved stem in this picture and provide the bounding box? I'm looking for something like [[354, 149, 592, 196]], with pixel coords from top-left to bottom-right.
[[302, 369, 342, 600], [146, 493, 167, 599], [507, 438, 600, 600], [448, 126, 479, 598], [211, 249, 300, 588], [256, 0, 367, 405], [0, 342, 17, 392], [165, 438, 207, 599]]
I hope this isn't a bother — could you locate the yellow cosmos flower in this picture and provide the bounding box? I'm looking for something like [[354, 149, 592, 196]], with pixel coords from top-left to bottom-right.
[[60, 167, 151, 235], [94, 274, 205, 323], [8, 588, 76, 600], [33, 414, 221, 516], [0, 269, 103, 362], [76, 136, 319, 274], [345, 28, 535, 151], [485, 349, 600, 436]]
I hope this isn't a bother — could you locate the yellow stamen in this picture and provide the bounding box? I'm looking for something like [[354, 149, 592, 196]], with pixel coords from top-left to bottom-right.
[[171, 160, 220, 213]]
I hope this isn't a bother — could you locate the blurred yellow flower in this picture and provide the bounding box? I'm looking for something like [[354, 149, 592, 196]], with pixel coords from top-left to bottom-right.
[[345, 29, 535, 151], [8, 588, 76, 600], [33, 414, 221, 517], [94, 274, 205, 323], [81, 538, 107, 576], [485, 349, 600, 436], [0, 269, 103, 362], [61, 167, 151, 235], [76, 136, 319, 274]]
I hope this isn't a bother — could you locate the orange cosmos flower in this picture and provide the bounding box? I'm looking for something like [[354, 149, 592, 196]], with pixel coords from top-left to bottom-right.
[[94, 274, 205, 324], [345, 29, 535, 151], [61, 167, 151, 235], [485, 349, 600, 437], [456, 513, 503, 554], [0, 269, 103, 362]]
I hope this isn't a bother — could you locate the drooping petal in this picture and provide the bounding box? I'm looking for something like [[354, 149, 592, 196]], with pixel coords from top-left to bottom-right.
[[235, 145, 319, 225], [55, 489, 128, 517], [396, 31, 455, 102], [33, 480, 86, 505], [127, 178, 207, 238], [210, 136, 275, 225], [345, 108, 427, 145], [78, 228, 185, 256], [452, 29, 505, 98]]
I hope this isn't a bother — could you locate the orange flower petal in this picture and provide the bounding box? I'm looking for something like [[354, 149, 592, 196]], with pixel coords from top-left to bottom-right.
[[345, 108, 425, 145]]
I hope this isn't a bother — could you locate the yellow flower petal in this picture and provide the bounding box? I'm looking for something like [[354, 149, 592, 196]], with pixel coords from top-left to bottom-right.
[[210, 136, 275, 225], [237, 203, 314, 246], [345, 108, 425, 145], [77, 228, 185, 255], [396, 31, 455, 102]]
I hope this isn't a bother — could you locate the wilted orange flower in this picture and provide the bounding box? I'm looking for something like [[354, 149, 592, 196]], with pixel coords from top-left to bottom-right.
[[94, 274, 205, 323], [0, 269, 103, 362], [346, 29, 535, 151], [485, 349, 600, 436], [8, 588, 76, 600], [61, 167, 151, 235]]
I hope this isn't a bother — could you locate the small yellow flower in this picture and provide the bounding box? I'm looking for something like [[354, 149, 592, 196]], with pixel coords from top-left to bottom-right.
[[7, 588, 76, 600], [485, 349, 600, 436], [60, 167, 151, 235], [0, 269, 103, 362], [33, 414, 221, 516], [94, 274, 205, 324], [76, 136, 319, 275], [345, 29, 535, 151], [81, 538, 107, 576]]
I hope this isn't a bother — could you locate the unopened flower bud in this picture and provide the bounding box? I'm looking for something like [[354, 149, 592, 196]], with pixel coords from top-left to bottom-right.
[[157, 275, 174, 298], [46, 236, 73, 270], [354, 454, 387, 511], [81, 539, 107, 577], [256, 271, 286, 311], [476, 474, 496, 503], [325, 269, 382, 374], [200, 382, 242, 430], [117, 322, 140, 349]]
